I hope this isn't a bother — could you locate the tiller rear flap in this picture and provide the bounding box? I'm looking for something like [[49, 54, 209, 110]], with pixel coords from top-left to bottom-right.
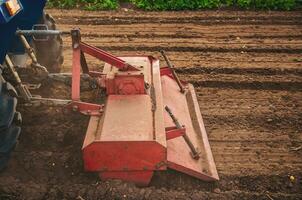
[[68, 29, 218, 186]]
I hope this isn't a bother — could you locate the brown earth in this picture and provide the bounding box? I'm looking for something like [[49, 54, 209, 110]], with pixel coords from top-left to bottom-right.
[[0, 9, 302, 200]]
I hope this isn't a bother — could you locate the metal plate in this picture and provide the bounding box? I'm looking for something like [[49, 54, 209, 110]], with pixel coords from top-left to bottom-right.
[[161, 76, 219, 181], [82, 57, 167, 178]]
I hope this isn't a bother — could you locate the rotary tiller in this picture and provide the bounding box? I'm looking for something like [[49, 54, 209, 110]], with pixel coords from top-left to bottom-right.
[[67, 29, 219, 186]]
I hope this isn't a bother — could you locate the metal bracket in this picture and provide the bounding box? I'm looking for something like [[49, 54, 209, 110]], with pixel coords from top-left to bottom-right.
[[165, 106, 200, 160], [65, 101, 104, 116], [165, 126, 186, 140], [4, 55, 32, 102], [32, 24, 49, 41]]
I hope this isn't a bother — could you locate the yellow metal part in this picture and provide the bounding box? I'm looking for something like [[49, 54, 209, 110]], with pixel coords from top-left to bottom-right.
[[5, 0, 21, 16]]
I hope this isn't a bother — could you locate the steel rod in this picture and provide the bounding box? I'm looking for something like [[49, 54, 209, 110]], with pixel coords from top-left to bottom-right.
[[18, 34, 38, 64], [15, 30, 69, 36], [165, 106, 200, 160], [160, 50, 185, 93], [5, 55, 32, 102]]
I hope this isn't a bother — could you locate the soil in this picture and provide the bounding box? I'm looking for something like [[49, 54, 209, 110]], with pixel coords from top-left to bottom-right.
[[0, 9, 302, 200]]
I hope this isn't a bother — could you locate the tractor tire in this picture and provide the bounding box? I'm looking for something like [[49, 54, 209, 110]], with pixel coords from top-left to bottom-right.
[[33, 12, 64, 73], [0, 66, 21, 171]]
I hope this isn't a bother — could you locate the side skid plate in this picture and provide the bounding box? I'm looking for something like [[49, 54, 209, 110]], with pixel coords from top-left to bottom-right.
[[161, 75, 219, 181]]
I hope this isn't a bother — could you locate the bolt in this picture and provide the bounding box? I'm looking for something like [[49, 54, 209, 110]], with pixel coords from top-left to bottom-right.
[[72, 105, 78, 112], [145, 82, 150, 89], [74, 43, 79, 49]]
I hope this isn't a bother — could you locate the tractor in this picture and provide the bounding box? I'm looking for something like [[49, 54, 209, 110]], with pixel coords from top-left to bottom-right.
[[0, 0, 62, 170], [0, 0, 218, 186]]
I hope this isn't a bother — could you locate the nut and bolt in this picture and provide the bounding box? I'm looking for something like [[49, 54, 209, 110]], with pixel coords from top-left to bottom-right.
[[72, 105, 78, 112]]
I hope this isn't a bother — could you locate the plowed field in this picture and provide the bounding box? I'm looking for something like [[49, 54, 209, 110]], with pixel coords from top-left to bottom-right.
[[0, 9, 301, 200]]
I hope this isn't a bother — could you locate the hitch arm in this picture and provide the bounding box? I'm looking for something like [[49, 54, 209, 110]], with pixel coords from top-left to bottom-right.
[[71, 29, 139, 71], [4, 55, 32, 102]]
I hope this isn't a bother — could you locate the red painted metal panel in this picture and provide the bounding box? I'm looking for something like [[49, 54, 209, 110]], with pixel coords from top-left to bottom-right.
[[161, 76, 219, 181], [165, 127, 185, 140], [83, 141, 166, 171], [81, 56, 168, 185], [98, 95, 153, 141]]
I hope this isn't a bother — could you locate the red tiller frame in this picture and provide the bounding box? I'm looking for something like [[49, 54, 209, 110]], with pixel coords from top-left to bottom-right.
[[65, 29, 104, 116], [79, 42, 139, 71], [67, 28, 218, 185], [82, 56, 168, 186], [68, 29, 140, 116]]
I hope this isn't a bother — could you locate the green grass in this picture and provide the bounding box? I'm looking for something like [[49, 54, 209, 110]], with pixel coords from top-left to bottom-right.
[[47, 0, 299, 10], [236, 0, 296, 10], [128, 0, 221, 10], [47, 0, 119, 10], [129, 0, 297, 10]]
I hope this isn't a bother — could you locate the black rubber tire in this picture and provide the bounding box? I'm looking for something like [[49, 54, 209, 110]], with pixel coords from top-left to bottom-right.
[[0, 67, 21, 171], [32, 12, 64, 73]]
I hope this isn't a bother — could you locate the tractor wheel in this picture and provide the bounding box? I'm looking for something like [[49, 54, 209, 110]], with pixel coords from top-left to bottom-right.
[[0, 67, 21, 171], [32, 12, 64, 73]]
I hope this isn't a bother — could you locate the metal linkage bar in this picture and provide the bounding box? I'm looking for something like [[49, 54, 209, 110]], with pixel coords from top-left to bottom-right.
[[18, 34, 48, 79], [30, 97, 71, 106], [15, 30, 69, 36], [18, 34, 37, 65], [165, 106, 200, 160], [160, 50, 185, 93], [5, 55, 32, 102], [70, 28, 138, 72], [165, 126, 186, 140], [80, 42, 139, 71], [68, 29, 105, 116]]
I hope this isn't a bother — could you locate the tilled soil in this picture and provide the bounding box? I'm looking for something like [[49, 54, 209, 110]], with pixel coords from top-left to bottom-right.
[[0, 9, 302, 200]]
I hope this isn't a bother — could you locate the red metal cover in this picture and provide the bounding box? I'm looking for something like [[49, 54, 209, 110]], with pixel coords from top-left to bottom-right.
[[82, 57, 167, 185], [161, 76, 219, 181]]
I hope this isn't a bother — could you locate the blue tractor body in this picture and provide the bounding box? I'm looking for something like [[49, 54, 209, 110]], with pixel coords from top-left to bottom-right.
[[0, 0, 47, 63], [0, 0, 47, 170]]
